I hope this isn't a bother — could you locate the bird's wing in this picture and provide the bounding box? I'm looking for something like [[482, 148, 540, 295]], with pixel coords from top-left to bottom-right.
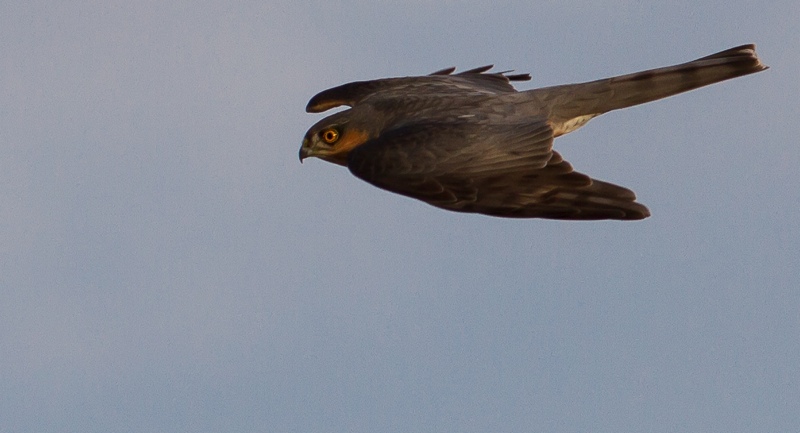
[[306, 67, 531, 113], [347, 120, 650, 220]]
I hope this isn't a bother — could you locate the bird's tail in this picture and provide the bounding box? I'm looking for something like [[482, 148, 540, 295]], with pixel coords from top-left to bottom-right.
[[533, 44, 767, 127]]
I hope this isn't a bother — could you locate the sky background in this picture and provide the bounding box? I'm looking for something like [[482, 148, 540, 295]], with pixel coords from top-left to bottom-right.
[[1, 1, 798, 432]]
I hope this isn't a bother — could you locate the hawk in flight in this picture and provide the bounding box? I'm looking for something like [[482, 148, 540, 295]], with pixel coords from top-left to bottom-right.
[[300, 45, 767, 220]]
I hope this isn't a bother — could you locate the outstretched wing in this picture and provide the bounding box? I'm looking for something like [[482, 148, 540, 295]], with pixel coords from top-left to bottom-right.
[[347, 120, 650, 220], [306, 67, 531, 113]]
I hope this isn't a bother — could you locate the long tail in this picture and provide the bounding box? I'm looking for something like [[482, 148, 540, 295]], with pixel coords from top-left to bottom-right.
[[532, 44, 768, 129]]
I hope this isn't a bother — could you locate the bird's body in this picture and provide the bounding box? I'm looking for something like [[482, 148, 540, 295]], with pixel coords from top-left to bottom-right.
[[300, 45, 767, 220]]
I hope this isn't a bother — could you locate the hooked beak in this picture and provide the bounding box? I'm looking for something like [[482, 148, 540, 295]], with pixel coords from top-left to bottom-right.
[[299, 138, 312, 163]]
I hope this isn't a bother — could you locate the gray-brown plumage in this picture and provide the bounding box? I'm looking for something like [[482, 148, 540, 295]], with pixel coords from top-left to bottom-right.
[[300, 44, 767, 220]]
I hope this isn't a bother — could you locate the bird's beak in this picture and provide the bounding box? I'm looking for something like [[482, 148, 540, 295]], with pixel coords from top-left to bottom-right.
[[299, 138, 312, 163]]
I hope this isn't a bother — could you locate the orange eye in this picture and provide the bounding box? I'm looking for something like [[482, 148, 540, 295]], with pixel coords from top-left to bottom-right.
[[320, 128, 340, 144]]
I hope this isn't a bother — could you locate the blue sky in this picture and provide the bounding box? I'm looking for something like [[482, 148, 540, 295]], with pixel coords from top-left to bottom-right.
[[1, 1, 798, 432]]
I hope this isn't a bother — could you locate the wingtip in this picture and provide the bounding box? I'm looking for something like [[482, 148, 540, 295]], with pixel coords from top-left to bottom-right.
[[429, 67, 456, 76]]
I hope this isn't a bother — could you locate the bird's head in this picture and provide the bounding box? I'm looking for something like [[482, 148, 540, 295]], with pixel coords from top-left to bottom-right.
[[299, 110, 373, 166]]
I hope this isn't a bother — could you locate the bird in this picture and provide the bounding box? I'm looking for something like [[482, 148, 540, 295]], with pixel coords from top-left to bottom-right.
[[299, 44, 767, 220]]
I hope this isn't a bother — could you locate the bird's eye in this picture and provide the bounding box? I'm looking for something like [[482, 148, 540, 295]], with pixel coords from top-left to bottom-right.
[[320, 128, 340, 145]]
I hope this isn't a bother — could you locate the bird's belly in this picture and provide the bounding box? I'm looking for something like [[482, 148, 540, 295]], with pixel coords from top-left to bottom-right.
[[551, 114, 598, 137]]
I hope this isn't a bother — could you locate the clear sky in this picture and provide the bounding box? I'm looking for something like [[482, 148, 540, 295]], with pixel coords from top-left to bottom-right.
[[1, 1, 798, 432]]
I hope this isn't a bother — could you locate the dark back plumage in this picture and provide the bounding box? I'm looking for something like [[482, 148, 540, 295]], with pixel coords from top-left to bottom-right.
[[306, 67, 531, 113]]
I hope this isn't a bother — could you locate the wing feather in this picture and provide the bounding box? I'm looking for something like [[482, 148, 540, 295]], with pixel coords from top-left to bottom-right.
[[347, 120, 649, 220], [306, 67, 531, 113]]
